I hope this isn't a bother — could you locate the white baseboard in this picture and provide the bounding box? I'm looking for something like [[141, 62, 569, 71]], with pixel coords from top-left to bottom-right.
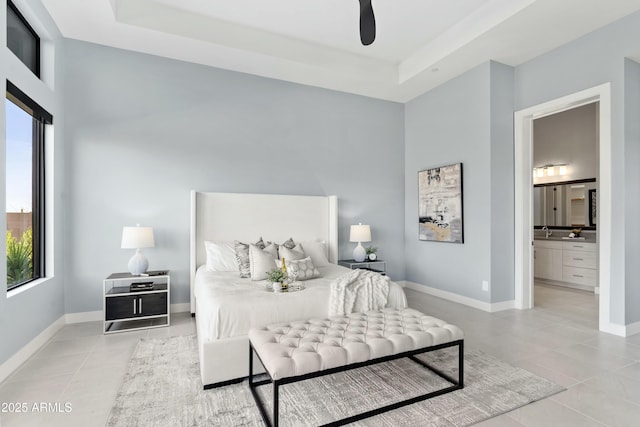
[[623, 320, 640, 337], [0, 315, 66, 384], [170, 303, 190, 313], [600, 322, 626, 337], [65, 310, 102, 323], [401, 281, 516, 313]]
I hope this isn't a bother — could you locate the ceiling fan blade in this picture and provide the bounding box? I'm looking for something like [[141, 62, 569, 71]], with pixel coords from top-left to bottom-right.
[[359, 0, 376, 46]]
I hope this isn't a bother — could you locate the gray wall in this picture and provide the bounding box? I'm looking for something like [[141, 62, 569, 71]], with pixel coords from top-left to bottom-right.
[[533, 103, 598, 183], [489, 62, 515, 303], [0, 1, 65, 366], [404, 61, 514, 304], [624, 58, 640, 324], [62, 39, 405, 313], [515, 10, 640, 325]]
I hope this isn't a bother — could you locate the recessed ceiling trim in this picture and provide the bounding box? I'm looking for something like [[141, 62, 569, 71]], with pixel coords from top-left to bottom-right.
[[113, 0, 395, 80], [398, 0, 536, 83]]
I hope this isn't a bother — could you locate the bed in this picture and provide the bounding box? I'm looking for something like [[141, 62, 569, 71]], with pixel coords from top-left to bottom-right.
[[190, 191, 408, 388]]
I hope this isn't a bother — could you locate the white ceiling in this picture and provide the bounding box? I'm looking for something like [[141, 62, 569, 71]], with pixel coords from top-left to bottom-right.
[[42, 0, 640, 102]]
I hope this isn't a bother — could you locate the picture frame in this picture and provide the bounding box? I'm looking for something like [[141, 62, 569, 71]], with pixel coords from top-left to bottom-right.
[[418, 163, 463, 243], [589, 188, 597, 226]]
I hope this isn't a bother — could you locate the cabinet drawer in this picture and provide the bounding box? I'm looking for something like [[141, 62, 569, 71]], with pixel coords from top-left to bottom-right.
[[106, 295, 138, 320], [562, 241, 596, 252], [139, 293, 167, 316], [562, 266, 597, 287], [534, 240, 563, 249], [563, 250, 597, 269]]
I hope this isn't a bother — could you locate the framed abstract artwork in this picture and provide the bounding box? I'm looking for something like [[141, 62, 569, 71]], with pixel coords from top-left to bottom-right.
[[418, 163, 464, 243]]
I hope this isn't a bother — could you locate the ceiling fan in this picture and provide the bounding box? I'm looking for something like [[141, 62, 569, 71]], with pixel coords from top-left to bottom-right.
[[358, 0, 376, 46]]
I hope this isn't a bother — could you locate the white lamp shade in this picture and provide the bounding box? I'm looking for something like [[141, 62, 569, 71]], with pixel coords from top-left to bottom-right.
[[121, 226, 155, 249], [350, 223, 371, 243]]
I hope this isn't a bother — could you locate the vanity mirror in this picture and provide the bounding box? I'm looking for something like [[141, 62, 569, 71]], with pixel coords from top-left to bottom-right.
[[533, 178, 596, 229]]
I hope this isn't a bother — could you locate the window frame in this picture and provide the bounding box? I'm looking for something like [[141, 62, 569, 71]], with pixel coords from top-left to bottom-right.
[[6, 0, 41, 78], [6, 80, 51, 291]]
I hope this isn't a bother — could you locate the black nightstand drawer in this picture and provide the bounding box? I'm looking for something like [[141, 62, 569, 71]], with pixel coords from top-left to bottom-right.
[[139, 293, 167, 316]]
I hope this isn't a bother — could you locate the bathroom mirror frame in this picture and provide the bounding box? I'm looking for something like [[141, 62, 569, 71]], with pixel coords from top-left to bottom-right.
[[533, 177, 596, 230]]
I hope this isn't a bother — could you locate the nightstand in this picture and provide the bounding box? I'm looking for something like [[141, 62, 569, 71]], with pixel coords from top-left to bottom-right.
[[103, 270, 170, 334], [338, 259, 386, 275]]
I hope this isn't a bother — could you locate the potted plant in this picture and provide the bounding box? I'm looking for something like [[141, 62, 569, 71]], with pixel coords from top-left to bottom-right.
[[266, 268, 288, 291], [365, 246, 378, 261]]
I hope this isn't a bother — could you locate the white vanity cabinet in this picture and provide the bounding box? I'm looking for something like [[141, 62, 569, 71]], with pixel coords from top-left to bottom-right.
[[534, 240, 563, 281], [534, 239, 597, 291]]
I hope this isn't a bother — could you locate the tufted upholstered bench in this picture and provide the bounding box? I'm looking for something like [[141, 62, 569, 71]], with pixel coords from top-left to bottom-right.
[[248, 308, 464, 427]]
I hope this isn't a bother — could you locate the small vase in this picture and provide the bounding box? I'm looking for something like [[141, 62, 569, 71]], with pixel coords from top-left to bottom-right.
[[272, 282, 282, 291]]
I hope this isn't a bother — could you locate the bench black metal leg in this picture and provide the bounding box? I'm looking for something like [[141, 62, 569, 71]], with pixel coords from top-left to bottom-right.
[[249, 343, 275, 427], [459, 340, 464, 387], [273, 381, 279, 427]]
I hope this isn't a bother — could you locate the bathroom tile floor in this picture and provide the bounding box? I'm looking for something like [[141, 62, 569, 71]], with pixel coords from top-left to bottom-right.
[[1, 283, 639, 426]]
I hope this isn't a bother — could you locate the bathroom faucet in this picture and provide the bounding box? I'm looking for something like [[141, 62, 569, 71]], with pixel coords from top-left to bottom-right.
[[541, 226, 552, 238]]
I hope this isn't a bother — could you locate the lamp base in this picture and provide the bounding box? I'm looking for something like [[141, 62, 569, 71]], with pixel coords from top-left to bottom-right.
[[353, 242, 367, 262], [128, 249, 149, 276]]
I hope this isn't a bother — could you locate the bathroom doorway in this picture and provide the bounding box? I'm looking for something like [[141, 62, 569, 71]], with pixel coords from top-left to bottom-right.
[[531, 103, 599, 328], [514, 83, 614, 334]]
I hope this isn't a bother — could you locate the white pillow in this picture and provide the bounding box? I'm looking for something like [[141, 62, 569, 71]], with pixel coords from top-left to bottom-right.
[[300, 241, 329, 267], [287, 256, 321, 281], [278, 245, 305, 263], [249, 243, 278, 281], [204, 241, 238, 272]]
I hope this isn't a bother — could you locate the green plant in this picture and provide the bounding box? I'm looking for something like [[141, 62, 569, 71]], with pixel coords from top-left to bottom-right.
[[365, 246, 378, 255], [265, 268, 287, 283], [6, 229, 32, 287]]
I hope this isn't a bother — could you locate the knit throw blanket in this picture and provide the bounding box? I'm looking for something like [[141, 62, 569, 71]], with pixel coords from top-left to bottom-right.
[[328, 269, 390, 316]]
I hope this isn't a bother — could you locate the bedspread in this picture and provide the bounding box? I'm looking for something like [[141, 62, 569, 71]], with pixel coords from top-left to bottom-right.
[[194, 264, 407, 342]]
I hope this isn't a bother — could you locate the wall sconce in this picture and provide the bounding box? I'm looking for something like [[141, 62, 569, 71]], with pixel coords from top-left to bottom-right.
[[533, 164, 568, 178]]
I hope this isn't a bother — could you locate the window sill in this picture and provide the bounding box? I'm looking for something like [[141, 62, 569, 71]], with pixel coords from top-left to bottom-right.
[[7, 276, 53, 299]]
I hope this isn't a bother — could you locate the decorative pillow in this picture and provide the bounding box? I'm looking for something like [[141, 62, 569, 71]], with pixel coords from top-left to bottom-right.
[[281, 238, 296, 250], [234, 238, 265, 278], [249, 243, 278, 281], [204, 241, 238, 272], [278, 245, 305, 263], [300, 241, 329, 267], [286, 256, 321, 281], [266, 237, 296, 257]]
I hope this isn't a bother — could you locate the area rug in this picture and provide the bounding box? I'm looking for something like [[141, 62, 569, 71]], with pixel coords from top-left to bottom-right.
[[106, 335, 563, 426]]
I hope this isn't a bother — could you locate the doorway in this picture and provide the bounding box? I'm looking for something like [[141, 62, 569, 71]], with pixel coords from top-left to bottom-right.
[[532, 102, 599, 327], [514, 83, 614, 334]]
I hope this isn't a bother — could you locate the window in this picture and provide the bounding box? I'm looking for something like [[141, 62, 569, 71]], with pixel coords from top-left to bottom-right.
[[6, 0, 40, 77], [5, 81, 51, 290]]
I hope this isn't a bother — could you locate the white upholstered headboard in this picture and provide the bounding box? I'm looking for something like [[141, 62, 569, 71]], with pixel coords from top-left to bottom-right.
[[189, 191, 338, 314]]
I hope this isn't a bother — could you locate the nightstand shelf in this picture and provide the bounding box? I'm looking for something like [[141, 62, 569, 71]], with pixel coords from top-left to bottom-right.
[[338, 259, 386, 275], [103, 271, 170, 334]]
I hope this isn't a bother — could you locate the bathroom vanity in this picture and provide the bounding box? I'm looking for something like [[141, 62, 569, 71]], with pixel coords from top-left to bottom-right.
[[534, 237, 597, 292]]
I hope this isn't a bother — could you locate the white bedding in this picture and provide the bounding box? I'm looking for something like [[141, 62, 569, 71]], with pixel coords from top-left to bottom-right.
[[194, 263, 407, 342]]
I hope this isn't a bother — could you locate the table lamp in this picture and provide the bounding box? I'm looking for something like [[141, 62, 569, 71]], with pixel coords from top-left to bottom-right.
[[121, 225, 155, 275], [350, 223, 371, 262]]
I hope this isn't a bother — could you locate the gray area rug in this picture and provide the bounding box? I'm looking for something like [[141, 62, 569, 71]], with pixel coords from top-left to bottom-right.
[[106, 335, 564, 426]]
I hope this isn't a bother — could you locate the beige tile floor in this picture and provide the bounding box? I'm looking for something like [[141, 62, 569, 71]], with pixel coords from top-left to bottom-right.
[[1, 283, 639, 426]]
